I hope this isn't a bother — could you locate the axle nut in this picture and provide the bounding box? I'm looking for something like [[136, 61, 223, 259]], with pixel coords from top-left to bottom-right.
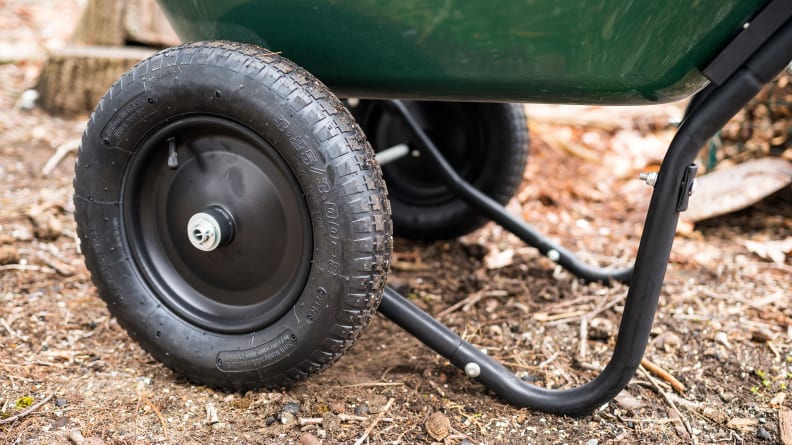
[[187, 212, 222, 251]]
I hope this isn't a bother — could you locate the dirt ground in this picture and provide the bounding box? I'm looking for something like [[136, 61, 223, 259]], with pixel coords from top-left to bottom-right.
[[1, 1, 791, 444]]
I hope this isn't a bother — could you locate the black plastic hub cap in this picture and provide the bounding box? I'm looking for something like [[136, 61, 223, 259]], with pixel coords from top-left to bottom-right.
[[122, 116, 312, 334], [364, 102, 488, 206]]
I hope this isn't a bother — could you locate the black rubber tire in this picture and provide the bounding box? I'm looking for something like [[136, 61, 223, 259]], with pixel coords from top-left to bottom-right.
[[73, 41, 392, 390], [350, 100, 529, 240]]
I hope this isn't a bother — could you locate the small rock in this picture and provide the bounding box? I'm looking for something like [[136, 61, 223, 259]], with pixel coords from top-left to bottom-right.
[[68, 429, 85, 445], [654, 331, 682, 353], [55, 398, 68, 408], [353, 404, 369, 416], [205, 403, 219, 425], [282, 401, 300, 414], [757, 427, 771, 441], [265, 415, 276, 426], [586, 439, 599, 445], [17, 89, 39, 110], [714, 331, 732, 349], [300, 432, 322, 445], [588, 317, 613, 340], [29, 211, 63, 241], [425, 412, 451, 441]]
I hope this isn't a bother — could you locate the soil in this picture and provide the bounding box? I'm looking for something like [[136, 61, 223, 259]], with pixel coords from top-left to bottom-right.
[[1, 1, 790, 444]]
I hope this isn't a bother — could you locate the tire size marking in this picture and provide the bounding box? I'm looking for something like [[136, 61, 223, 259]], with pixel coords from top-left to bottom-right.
[[216, 329, 296, 372], [296, 142, 343, 277], [101, 93, 154, 146], [304, 287, 327, 324]]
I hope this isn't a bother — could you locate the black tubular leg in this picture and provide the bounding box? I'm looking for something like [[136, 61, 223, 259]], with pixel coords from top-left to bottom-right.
[[378, 21, 792, 415], [386, 99, 632, 284]]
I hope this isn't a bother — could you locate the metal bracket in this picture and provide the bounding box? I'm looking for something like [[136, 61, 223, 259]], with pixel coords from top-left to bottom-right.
[[676, 164, 698, 212]]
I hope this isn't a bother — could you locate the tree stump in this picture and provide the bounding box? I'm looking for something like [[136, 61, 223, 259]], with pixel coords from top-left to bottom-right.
[[72, 0, 179, 47], [35, 0, 178, 115], [35, 46, 156, 115]]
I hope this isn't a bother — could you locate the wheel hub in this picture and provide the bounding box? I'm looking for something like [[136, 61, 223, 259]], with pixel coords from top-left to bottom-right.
[[122, 116, 313, 334], [186, 207, 235, 252]]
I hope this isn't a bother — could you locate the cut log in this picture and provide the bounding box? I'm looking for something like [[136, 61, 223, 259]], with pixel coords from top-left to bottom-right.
[[72, 0, 179, 47], [71, 0, 125, 46], [123, 0, 180, 47], [35, 45, 156, 115]]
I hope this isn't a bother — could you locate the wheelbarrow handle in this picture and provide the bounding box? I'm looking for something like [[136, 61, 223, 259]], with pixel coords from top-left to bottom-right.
[[379, 20, 792, 415]]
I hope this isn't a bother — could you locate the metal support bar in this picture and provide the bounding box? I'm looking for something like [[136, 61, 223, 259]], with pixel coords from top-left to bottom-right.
[[385, 99, 632, 284], [378, 20, 792, 415]]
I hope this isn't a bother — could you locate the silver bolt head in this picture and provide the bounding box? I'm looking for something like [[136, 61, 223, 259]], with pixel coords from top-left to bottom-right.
[[639, 171, 658, 187], [187, 212, 222, 251], [547, 249, 561, 262], [464, 362, 481, 378]]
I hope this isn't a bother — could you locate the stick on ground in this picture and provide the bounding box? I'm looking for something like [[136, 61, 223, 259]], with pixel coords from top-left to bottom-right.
[[0, 392, 56, 424], [354, 397, 394, 445]]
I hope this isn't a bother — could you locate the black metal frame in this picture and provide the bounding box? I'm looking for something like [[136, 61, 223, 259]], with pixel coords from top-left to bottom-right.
[[377, 18, 792, 415]]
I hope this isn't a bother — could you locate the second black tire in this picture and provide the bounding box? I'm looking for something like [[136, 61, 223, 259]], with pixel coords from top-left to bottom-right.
[[351, 100, 529, 240]]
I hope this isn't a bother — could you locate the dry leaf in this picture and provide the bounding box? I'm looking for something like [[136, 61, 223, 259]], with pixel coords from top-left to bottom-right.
[[484, 248, 514, 270], [614, 390, 644, 412], [425, 412, 450, 441], [743, 237, 792, 264]]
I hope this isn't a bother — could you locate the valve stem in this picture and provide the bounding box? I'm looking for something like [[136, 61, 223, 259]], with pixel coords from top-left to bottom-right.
[[167, 137, 179, 170]]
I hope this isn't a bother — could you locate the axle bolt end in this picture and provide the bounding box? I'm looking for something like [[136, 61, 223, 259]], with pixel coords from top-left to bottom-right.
[[639, 172, 658, 187], [464, 362, 481, 378]]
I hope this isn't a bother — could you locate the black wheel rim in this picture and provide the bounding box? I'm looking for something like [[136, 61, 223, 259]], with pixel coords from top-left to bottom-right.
[[122, 116, 312, 334], [359, 101, 488, 206]]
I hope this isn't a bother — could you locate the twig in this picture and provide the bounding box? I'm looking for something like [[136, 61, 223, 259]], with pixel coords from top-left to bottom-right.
[[299, 415, 392, 426], [337, 382, 404, 389], [437, 291, 484, 318], [354, 397, 394, 445], [0, 264, 55, 273], [546, 293, 626, 326], [638, 367, 697, 445], [0, 392, 56, 424], [141, 395, 168, 439], [42, 139, 80, 176], [32, 250, 74, 276], [640, 358, 685, 394], [579, 318, 588, 359]]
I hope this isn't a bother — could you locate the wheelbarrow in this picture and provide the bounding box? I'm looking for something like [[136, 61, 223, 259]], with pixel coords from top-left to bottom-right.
[[72, 0, 792, 415]]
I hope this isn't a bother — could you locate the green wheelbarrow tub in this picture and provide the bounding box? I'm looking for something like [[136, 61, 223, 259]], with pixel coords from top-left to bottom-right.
[[156, 0, 767, 104]]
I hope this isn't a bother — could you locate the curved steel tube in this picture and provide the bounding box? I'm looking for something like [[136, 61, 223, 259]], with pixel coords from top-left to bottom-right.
[[386, 99, 633, 284], [379, 20, 792, 415]]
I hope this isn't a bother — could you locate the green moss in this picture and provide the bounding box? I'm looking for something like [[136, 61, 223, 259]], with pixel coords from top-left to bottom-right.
[[15, 396, 34, 410]]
